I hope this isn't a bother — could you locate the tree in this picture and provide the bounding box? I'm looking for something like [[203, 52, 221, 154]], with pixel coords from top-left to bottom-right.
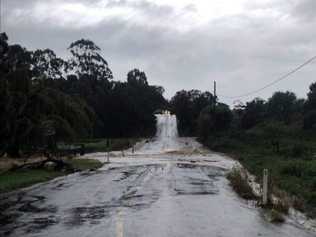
[[304, 110, 316, 130], [0, 36, 96, 157], [241, 98, 266, 129], [304, 83, 316, 129], [197, 103, 233, 141], [171, 90, 214, 136], [67, 39, 113, 80], [31, 49, 66, 80], [127, 69, 148, 86], [306, 83, 316, 110], [0, 34, 169, 157], [267, 91, 298, 124], [1, 42, 32, 157]]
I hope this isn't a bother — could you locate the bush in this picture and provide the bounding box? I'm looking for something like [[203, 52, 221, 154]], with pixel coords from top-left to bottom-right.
[[281, 161, 305, 177], [269, 209, 285, 223], [291, 144, 307, 157], [272, 199, 290, 214], [307, 192, 316, 206], [304, 110, 316, 130], [292, 196, 305, 212], [227, 168, 257, 200]]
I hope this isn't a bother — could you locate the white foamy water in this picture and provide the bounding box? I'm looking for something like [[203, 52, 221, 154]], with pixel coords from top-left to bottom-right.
[[155, 113, 178, 139], [137, 113, 194, 154]]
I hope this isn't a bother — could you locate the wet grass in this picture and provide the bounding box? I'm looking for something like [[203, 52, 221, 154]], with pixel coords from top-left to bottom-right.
[[0, 158, 103, 193], [0, 169, 63, 193]]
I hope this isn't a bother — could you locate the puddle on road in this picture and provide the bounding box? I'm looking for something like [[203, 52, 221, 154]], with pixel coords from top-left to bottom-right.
[[1, 162, 227, 236], [0, 192, 60, 236], [173, 163, 222, 196], [65, 205, 112, 227], [26, 216, 60, 234], [4, 160, 311, 237]]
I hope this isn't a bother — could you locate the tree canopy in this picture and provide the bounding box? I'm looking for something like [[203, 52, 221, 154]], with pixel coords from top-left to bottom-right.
[[0, 34, 167, 157]]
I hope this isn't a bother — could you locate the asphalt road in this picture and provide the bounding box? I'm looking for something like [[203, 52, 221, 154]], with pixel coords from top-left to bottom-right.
[[1, 137, 315, 237]]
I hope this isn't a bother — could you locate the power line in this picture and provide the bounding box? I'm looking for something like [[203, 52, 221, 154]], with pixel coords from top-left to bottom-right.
[[218, 55, 316, 99]]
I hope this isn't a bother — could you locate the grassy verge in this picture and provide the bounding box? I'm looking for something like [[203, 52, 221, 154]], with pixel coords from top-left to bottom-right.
[[0, 158, 103, 193], [227, 167, 288, 223], [0, 169, 63, 193], [75, 138, 141, 153], [202, 130, 316, 218]]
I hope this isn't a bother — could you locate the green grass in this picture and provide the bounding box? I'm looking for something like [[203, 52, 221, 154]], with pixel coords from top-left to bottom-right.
[[0, 169, 63, 193], [0, 158, 103, 193]]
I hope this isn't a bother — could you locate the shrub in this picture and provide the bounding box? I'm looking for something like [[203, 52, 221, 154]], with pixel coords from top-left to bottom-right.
[[269, 209, 285, 223], [304, 110, 316, 130], [272, 199, 290, 214], [292, 196, 305, 212], [307, 192, 316, 206], [291, 144, 307, 157], [227, 168, 257, 200], [281, 161, 305, 177]]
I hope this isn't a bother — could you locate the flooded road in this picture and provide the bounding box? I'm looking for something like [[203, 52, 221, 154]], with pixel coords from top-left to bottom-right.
[[1, 114, 315, 237]]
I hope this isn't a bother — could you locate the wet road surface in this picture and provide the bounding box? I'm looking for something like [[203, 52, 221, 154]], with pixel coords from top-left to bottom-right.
[[1, 148, 315, 237], [1, 114, 315, 237]]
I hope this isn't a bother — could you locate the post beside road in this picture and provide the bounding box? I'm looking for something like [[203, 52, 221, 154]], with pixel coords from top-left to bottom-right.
[[106, 139, 110, 163], [263, 169, 269, 205]]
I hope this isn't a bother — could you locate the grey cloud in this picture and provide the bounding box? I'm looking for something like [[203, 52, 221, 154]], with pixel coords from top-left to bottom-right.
[[182, 4, 197, 13], [3, 0, 316, 105], [106, 0, 174, 17], [292, 0, 316, 21]]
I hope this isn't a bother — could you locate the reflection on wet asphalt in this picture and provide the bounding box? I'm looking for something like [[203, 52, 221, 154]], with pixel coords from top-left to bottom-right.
[[1, 153, 315, 237]]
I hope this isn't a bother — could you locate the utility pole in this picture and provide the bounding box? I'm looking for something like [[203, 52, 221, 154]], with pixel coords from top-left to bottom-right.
[[106, 138, 110, 163], [213, 81, 217, 110], [0, 0, 2, 32], [262, 169, 269, 205]]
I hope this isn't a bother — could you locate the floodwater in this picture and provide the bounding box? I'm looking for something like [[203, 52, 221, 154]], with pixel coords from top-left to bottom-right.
[[0, 114, 315, 237]]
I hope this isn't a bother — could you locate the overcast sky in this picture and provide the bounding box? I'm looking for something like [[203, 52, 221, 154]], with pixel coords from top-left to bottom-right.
[[3, 0, 316, 105]]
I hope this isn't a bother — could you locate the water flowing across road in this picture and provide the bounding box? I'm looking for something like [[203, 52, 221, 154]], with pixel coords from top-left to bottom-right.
[[1, 113, 315, 237]]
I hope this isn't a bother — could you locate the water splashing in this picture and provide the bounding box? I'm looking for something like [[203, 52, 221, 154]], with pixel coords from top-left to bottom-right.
[[155, 113, 178, 140], [139, 111, 182, 153]]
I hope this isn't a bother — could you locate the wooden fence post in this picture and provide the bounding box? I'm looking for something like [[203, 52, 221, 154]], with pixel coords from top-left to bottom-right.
[[106, 139, 110, 163], [263, 169, 269, 205]]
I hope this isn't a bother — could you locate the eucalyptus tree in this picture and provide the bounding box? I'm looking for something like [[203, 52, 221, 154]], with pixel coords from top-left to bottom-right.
[[31, 49, 66, 80], [67, 39, 113, 81]]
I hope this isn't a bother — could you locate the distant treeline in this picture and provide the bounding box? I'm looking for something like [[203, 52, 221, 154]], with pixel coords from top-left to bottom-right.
[[0, 33, 167, 157], [171, 85, 316, 139]]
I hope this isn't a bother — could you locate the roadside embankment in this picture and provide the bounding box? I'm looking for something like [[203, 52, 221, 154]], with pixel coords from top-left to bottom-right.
[[202, 133, 316, 218], [204, 133, 316, 230]]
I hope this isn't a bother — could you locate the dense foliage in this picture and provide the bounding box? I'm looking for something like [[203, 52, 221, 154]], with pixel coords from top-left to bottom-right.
[[0, 33, 167, 157], [172, 87, 316, 139], [170, 90, 214, 136]]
